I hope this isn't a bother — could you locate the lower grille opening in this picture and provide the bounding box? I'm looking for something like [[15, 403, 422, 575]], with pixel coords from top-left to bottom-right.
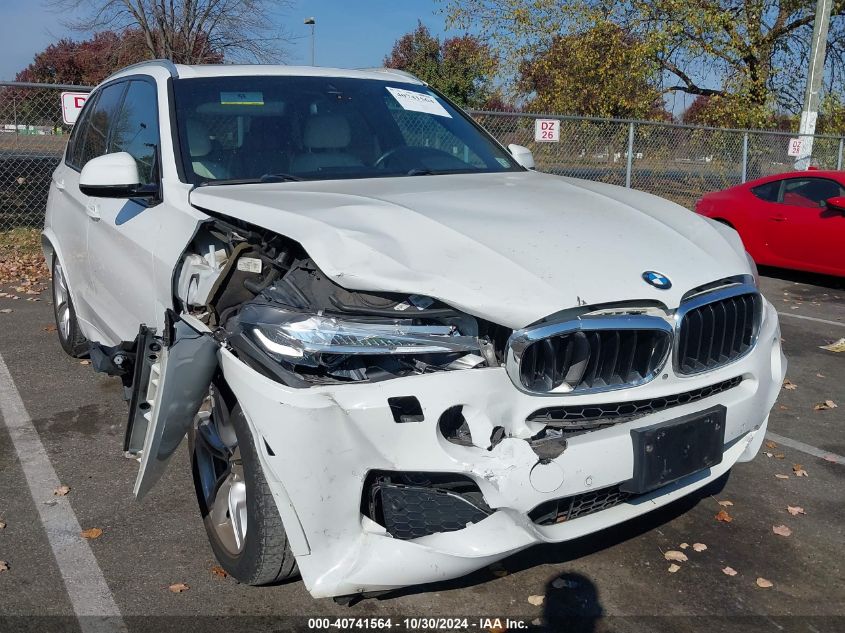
[[527, 376, 742, 430], [529, 486, 632, 525], [362, 471, 492, 540]]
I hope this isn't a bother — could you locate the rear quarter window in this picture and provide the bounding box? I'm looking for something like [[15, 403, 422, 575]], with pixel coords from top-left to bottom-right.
[[750, 181, 780, 202]]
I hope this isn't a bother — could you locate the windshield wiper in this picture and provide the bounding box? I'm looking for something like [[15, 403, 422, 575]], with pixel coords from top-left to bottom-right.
[[197, 173, 304, 187]]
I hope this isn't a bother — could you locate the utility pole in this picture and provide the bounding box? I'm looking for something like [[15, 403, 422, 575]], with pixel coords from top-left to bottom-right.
[[304, 17, 316, 65], [795, 0, 833, 170]]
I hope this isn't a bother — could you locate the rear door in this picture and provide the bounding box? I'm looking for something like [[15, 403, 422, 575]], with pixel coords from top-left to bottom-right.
[[60, 81, 129, 342], [85, 78, 161, 343], [764, 177, 845, 272]]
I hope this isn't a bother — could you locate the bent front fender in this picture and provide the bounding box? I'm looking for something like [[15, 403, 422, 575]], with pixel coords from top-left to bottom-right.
[[132, 316, 219, 499]]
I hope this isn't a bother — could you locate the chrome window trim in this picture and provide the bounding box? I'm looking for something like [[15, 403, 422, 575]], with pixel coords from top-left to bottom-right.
[[672, 282, 762, 376], [505, 315, 674, 396]]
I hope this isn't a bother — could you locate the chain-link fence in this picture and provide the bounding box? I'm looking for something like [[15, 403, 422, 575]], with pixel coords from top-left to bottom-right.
[[473, 111, 845, 209], [1, 81, 844, 231], [0, 82, 91, 231]]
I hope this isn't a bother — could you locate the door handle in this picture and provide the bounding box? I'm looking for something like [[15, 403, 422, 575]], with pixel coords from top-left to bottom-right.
[[770, 214, 787, 222], [85, 202, 101, 221]]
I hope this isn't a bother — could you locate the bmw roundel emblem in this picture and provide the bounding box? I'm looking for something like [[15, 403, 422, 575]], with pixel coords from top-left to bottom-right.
[[642, 270, 672, 290]]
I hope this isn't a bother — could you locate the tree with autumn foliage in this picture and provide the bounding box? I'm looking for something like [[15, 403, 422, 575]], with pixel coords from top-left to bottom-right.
[[384, 22, 503, 109], [517, 22, 667, 119], [443, 0, 845, 129]]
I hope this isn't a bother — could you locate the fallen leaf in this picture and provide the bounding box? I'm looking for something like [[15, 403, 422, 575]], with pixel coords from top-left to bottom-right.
[[816, 373, 826, 378], [80, 527, 103, 539], [0, 561, 8, 572], [722, 566, 738, 576], [169, 583, 189, 593], [79, 360, 92, 366], [211, 565, 229, 579], [679, 542, 689, 549], [782, 379, 797, 390], [715, 509, 733, 523], [0, 520, 5, 529], [668, 563, 681, 573], [0, 309, 12, 314], [778, 405, 789, 410], [718, 500, 734, 507], [765, 440, 778, 449], [774, 453, 785, 459], [692, 543, 707, 552], [53, 485, 70, 496], [775, 474, 790, 480], [813, 400, 837, 411], [527, 594, 544, 606], [822, 455, 838, 463], [787, 506, 805, 516], [772, 524, 792, 537], [764, 452, 773, 458], [793, 464, 808, 477], [664, 550, 688, 562], [488, 625, 507, 633], [43, 324, 57, 332], [819, 338, 845, 353], [756, 577, 773, 588]]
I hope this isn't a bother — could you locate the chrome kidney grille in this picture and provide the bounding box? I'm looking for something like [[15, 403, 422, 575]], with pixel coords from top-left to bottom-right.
[[506, 316, 673, 395], [506, 283, 763, 395], [675, 288, 762, 375]]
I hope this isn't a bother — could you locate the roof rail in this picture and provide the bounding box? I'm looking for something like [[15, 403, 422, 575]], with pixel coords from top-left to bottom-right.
[[359, 67, 425, 84], [106, 59, 179, 80]]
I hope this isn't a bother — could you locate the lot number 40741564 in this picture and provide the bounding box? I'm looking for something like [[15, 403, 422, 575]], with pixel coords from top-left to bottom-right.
[[535, 119, 560, 142]]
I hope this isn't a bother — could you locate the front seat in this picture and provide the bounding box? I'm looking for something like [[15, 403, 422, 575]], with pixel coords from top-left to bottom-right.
[[290, 114, 364, 173], [187, 119, 229, 180]]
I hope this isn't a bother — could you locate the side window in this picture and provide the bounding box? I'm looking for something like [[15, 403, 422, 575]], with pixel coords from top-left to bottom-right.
[[65, 92, 98, 169], [750, 180, 780, 202], [110, 80, 159, 184], [781, 178, 845, 208], [77, 82, 126, 169]]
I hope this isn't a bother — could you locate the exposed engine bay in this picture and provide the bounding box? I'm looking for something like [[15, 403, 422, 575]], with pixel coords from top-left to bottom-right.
[[174, 217, 512, 387]]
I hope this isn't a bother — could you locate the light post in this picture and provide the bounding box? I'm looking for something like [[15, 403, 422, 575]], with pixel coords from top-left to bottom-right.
[[304, 17, 316, 66]]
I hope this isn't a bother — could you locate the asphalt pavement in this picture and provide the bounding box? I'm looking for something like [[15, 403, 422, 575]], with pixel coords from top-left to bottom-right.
[[0, 268, 842, 633]]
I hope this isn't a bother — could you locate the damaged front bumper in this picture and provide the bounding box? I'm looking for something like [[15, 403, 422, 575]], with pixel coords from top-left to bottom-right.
[[218, 297, 785, 598]]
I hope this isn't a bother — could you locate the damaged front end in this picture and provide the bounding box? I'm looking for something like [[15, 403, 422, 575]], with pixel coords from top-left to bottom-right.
[[112, 215, 784, 599]]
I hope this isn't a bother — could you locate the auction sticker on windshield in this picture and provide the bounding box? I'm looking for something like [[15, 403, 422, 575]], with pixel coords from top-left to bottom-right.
[[386, 87, 451, 118]]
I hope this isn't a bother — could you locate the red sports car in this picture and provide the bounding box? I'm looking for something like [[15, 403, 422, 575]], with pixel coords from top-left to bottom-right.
[[695, 170, 845, 277]]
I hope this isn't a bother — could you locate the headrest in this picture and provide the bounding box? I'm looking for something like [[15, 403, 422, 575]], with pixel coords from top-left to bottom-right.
[[186, 119, 212, 157], [303, 115, 351, 149]]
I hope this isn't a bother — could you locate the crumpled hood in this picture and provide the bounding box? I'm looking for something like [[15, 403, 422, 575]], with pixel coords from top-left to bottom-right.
[[189, 171, 748, 329]]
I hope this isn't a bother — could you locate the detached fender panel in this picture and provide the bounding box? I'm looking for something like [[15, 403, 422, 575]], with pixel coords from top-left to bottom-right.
[[133, 318, 219, 499]]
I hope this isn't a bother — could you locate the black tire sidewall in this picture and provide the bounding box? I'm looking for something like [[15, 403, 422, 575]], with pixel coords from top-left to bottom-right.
[[190, 401, 287, 584], [52, 255, 87, 357]]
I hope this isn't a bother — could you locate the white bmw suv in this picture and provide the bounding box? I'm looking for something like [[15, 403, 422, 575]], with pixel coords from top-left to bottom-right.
[[44, 60, 785, 599]]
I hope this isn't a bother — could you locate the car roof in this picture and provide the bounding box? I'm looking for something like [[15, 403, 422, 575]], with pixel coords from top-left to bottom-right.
[[104, 60, 425, 86], [745, 170, 845, 187]]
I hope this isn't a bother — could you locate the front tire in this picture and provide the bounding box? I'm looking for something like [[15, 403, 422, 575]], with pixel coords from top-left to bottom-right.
[[51, 255, 88, 357], [189, 383, 298, 585]]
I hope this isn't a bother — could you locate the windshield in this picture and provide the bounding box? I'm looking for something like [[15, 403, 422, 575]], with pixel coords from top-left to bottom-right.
[[172, 75, 520, 184]]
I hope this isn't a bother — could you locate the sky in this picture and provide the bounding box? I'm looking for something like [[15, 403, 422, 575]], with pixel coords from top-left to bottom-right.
[[0, 0, 452, 80]]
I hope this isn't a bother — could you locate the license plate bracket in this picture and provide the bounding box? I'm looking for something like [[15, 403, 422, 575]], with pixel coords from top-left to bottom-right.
[[621, 405, 726, 495]]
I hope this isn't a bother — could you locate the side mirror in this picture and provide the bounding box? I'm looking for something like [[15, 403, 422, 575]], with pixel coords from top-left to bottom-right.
[[508, 143, 535, 170], [824, 195, 845, 212], [79, 152, 153, 198]]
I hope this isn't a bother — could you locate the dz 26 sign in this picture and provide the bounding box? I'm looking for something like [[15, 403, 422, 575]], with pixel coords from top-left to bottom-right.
[[535, 119, 560, 142]]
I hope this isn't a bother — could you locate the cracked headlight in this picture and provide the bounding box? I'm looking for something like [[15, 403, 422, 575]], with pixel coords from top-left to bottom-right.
[[237, 302, 480, 367]]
